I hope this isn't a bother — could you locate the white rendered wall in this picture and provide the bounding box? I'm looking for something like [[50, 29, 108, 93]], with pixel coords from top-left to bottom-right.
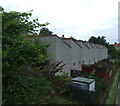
[[39, 36, 56, 64], [91, 43, 98, 63], [71, 40, 82, 71], [55, 37, 71, 76], [63, 39, 82, 71], [77, 41, 90, 64]]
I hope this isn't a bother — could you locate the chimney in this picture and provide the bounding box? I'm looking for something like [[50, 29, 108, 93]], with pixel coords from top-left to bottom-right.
[[62, 35, 64, 38]]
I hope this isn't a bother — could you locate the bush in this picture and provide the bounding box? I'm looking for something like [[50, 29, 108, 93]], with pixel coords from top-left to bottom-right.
[[2, 9, 52, 104], [3, 73, 54, 104], [101, 82, 108, 91]]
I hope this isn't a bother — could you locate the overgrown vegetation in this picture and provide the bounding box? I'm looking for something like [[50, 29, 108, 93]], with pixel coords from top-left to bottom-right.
[[2, 6, 120, 104], [89, 36, 120, 60], [105, 72, 118, 104], [89, 36, 120, 104], [89, 36, 109, 47], [2, 8, 72, 104], [39, 27, 53, 36]]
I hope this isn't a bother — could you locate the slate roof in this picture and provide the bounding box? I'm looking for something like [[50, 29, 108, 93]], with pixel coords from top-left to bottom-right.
[[25, 34, 106, 49], [61, 37, 82, 48], [26, 34, 71, 48]]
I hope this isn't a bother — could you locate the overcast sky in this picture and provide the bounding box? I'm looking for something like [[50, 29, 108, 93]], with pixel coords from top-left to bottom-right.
[[1, 0, 119, 44]]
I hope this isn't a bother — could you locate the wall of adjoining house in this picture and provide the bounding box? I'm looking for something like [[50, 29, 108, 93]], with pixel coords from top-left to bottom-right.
[[70, 40, 82, 71], [83, 42, 95, 65], [39, 36, 56, 64], [100, 45, 104, 60], [98, 44, 103, 61], [31, 35, 108, 77], [88, 43, 95, 64], [94, 44, 100, 61], [90, 43, 98, 63], [105, 46, 108, 59], [62, 39, 82, 71], [81, 42, 90, 64], [55, 37, 71, 76]]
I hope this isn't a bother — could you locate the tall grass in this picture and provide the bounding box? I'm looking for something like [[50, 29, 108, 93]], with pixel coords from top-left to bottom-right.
[[105, 72, 118, 104]]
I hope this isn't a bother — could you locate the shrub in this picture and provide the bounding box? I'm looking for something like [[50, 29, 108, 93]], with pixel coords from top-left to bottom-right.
[[2, 9, 52, 104], [3, 73, 54, 104]]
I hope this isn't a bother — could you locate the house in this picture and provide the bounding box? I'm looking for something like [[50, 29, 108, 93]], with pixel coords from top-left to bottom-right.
[[82, 42, 95, 65], [102, 45, 108, 59], [26, 34, 108, 77], [90, 43, 99, 63], [61, 37, 82, 76], [26, 35, 71, 76], [76, 40, 90, 64], [96, 44, 102, 61], [100, 45, 105, 60]]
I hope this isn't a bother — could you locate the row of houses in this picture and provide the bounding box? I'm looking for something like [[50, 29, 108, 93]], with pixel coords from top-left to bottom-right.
[[27, 34, 108, 77]]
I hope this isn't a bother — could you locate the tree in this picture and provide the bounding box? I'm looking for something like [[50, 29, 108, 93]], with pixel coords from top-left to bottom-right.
[[70, 36, 77, 41], [2, 8, 52, 104], [0, 6, 3, 12], [108, 45, 120, 59], [89, 36, 97, 44], [88, 36, 109, 47], [39, 27, 53, 35], [2, 9, 50, 70], [88, 36, 120, 59]]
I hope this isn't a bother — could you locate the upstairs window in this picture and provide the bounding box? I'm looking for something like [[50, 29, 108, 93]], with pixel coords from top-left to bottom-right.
[[89, 59, 91, 63], [73, 63, 75, 66]]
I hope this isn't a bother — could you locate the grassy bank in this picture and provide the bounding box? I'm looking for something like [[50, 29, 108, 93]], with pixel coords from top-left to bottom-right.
[[118, 69, 120, 82], [105, 71, 118, 104]]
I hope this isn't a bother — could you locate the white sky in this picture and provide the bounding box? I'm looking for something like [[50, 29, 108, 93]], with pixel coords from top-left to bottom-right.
[[1, 0, 119, 44]]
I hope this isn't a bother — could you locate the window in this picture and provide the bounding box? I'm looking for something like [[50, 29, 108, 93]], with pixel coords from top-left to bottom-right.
[[89, 59, 91, 63], [73, 63, 75, 66]]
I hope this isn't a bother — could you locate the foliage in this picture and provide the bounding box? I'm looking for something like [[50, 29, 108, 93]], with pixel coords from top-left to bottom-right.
[[3, 74, 54, 104], [2, 8, 49, 72], [101, 81, 108, 91], [38, 61, 65, 78], [108, 45, 120, 59], [70, 36, 77, 41], [49, 95, 73, 104], [39, 27, 53, 35], [34, 94, 73, 104], [2, 7, 70, 103], [89, 36, 109, 47], [2, 10, 49, 36], [60, 71, 69, 79], [2, 8, 52, 104], [50, 76, 71, 95], [0, 6, 3, 12], [105, 72, 118, 104], [35, 61, 70, 95], [89, 36, 120, 60], [116, 59, 120, 68]]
